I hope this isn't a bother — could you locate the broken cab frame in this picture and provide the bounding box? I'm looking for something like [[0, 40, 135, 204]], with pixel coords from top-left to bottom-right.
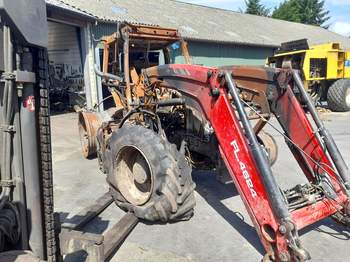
[[100, 23, 191, 108], [80, 23, 192, 158]]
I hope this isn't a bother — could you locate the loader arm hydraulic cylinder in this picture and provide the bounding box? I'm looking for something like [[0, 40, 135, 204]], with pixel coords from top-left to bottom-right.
[[225, 72, 290, 222]]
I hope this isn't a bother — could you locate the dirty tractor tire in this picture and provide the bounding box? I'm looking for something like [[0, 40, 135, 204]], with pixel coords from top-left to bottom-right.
[[327, 79, 350, 112], [106, 125, 196, 222]]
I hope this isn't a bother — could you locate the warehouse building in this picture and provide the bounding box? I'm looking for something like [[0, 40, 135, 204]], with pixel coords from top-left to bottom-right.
[[45, 0, 350, 110]]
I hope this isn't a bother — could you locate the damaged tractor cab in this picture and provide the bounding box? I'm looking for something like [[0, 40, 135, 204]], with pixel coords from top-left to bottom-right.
[[79, 23, 191, 158], [79, 22, 277, 178]]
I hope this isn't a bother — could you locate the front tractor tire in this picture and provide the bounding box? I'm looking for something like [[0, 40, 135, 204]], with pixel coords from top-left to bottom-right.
[[327, 79, 350, 112], [106, 125, 196, 222]]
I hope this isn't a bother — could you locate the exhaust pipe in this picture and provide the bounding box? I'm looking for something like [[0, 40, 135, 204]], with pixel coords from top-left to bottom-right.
[[94, 64, 123, 82]]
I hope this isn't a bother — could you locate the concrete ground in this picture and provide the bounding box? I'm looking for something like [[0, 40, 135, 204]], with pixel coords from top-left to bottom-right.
[[52, 112, 350, 262]]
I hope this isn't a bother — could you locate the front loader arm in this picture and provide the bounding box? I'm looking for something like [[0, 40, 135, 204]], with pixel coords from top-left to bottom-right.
[[144, 64, 350, 261]]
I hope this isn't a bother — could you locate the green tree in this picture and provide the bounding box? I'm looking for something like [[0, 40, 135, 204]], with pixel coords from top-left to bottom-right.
[[244, 0, 270, 17], [271, 0, 299, 21], [272, 0, 330, 27]]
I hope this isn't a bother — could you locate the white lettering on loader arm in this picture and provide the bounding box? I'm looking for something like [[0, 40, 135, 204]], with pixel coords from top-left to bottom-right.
[[231, 140, 257, 198]]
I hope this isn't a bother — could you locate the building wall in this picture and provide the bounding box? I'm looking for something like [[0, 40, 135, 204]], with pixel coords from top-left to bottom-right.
[[171, 41, 275, 66]]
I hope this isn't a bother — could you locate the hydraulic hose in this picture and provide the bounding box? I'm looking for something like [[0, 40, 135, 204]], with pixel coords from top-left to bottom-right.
[[0, 26, 14, 207]]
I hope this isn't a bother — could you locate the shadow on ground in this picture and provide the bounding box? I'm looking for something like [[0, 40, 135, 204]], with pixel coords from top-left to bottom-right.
[[192, 170, 265, 255], [192, 170, 350, 256], [59, 212, 110, 235], [300, 217, 350, 241]]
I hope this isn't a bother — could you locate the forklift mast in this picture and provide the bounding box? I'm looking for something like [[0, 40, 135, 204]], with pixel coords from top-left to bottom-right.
[[0, 0, 57, 261]]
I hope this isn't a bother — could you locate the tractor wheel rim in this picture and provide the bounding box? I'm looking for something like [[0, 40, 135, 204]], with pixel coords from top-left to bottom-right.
[[346, 87, 350, 107], [115, 146, 153, 206], [78, 112, 101, 157], [78, 116, 89, 156]]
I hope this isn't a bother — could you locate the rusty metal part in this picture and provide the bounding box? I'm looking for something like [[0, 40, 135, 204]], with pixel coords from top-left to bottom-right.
[[122, 26, 132, 109], [111, 89, 125, 108], [253, 118, 269, 134], [130, 67, 145, 98], [78, 108, 120, 159], [103, 40, 110, 75], [115, 146, 153, 206], [258, 131, 278, 166], [94, 64, 122, 82], [234, 81, 271, 117], [100, 22, 191, 114], [181, 40, 191, 65], [128, 23, 180, 41], [101, 23, 186, 77], [78, 111, 103, 158]]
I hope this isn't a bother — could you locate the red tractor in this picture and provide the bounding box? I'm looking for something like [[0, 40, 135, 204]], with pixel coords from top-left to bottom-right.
[[78, 23, 350, 261]]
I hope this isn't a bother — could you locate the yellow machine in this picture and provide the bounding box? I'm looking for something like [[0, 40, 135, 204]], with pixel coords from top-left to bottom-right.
[[267, 39, 350, 112]]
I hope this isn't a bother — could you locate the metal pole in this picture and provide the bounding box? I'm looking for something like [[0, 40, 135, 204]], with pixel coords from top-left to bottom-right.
[[20, 49, 45, 259], [225, 71, 290, 221], [292, 70, 350, 190], [122, 28, 131, 109], [13, 51, 29, 250], [94, 48, 104, 112], [0, 25, 12, 208]]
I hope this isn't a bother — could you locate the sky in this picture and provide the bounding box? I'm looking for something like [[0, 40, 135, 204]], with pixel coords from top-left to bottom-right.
[[181, 0, 350, 36]]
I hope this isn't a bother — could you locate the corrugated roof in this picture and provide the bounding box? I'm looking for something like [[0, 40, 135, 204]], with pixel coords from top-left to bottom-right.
[[46, 0, 96, 19], [46, 0, 350, 49]]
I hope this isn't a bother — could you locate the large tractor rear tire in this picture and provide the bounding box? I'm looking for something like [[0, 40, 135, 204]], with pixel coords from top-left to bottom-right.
[[106, 125, 196, 222], [327, 79, 350, 112]]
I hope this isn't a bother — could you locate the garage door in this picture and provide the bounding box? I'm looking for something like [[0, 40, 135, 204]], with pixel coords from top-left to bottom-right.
[[47, 21, 84, 92]]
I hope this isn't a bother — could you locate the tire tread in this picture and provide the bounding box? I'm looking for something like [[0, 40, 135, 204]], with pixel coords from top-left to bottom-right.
[[107, 125, 196, 222], [327, 79, 350, 112]]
